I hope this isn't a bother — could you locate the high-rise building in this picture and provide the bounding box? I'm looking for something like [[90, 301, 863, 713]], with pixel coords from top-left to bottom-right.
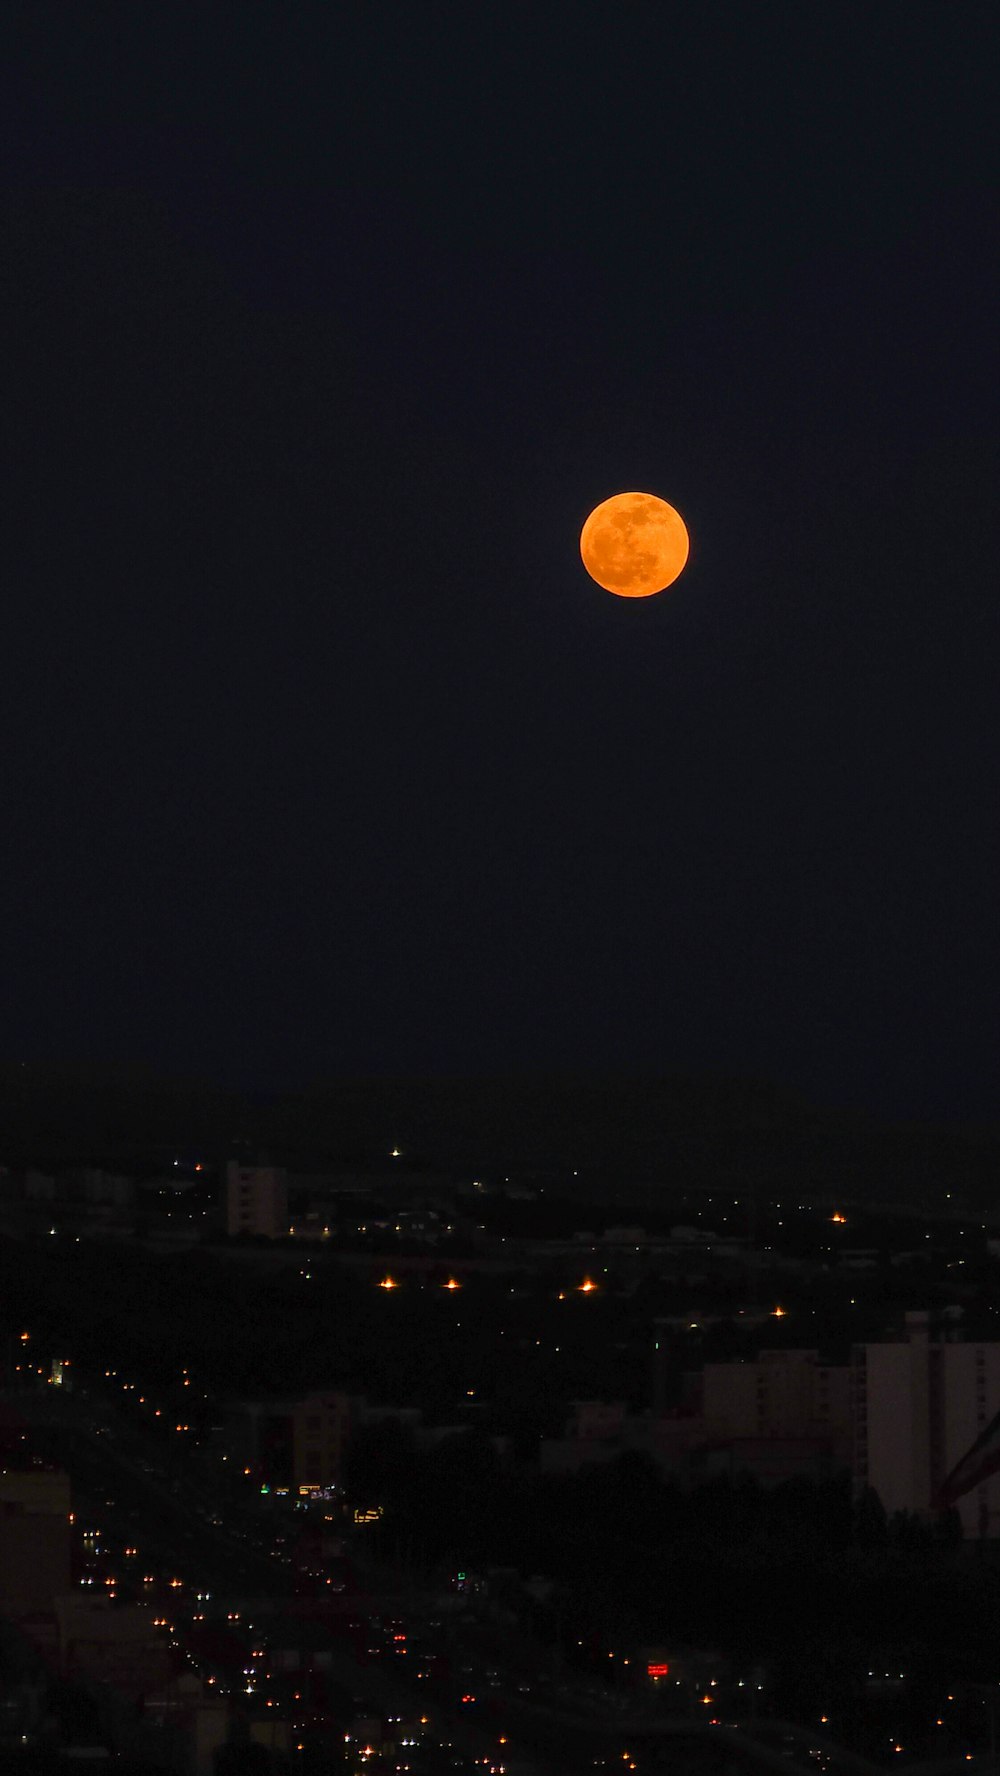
[[852, 1312, 1000, 1537], [292, 1392, 353, 1491], [224, 1162, 288, 1240]]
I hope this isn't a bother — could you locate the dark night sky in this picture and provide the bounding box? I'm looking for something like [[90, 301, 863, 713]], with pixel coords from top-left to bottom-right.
[[2, 6, 997, 1118]]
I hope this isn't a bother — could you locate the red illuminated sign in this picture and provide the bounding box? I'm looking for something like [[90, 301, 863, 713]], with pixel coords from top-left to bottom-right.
[[647, 1662, 670, 1677]]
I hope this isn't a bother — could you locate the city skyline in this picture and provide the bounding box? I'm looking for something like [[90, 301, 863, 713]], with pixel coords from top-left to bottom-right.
[[1, 12, 997, 1754]]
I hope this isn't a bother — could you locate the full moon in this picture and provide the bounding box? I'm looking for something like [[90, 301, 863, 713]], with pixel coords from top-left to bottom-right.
[[580, 491, 689, 597]]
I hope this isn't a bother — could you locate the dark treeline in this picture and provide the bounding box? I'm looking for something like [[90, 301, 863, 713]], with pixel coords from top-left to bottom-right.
[[346, 1420, 997, 1711]]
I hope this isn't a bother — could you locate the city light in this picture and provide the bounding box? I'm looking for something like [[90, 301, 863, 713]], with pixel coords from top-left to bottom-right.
[[7, 1097, 990, 1764]]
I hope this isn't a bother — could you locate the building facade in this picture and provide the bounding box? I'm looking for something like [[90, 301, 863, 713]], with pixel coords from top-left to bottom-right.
[[0, 1468, 72, 1515], [54, 1594, 171, 1700], [292, 1391, 353, 1491], [702, 1349, 852, 1465], [0, 1502, 72, 1617], [224, 1162, 288, 1240], [852, 1312, 1000, 1538]]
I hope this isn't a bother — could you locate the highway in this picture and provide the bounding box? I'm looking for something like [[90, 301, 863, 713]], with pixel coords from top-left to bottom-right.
[[3, 1384, 552, 1772], [10, 1384, 981, 1776]]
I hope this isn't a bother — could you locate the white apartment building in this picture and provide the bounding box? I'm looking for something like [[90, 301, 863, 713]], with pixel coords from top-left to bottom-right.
[[852, 1312, 1000, 1538], [224, 1161, 288, 1240]]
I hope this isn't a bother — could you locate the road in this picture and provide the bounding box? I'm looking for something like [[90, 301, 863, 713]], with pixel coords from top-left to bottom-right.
[[3, 1385, 553, 1771], [12, 1399, 289, 1612], [12, 1384, 968, 1776]]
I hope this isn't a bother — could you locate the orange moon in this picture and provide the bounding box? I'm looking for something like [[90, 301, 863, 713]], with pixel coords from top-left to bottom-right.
[[580, 491, 689, 597]]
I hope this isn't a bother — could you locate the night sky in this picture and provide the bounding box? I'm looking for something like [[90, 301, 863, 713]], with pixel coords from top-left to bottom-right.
[[3, 7, 997, 1118]]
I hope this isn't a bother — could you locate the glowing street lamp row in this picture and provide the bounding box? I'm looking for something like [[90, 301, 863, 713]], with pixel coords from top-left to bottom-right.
[[378, 1274, 602, 1292], [378, 1275, 463, 1291]]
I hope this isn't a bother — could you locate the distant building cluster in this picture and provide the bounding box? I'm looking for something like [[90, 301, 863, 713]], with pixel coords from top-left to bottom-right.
[[3, 1148, 1000, 1549], [199, 1312, 1000, 1540], [535, 1313, 1000, 1538]]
